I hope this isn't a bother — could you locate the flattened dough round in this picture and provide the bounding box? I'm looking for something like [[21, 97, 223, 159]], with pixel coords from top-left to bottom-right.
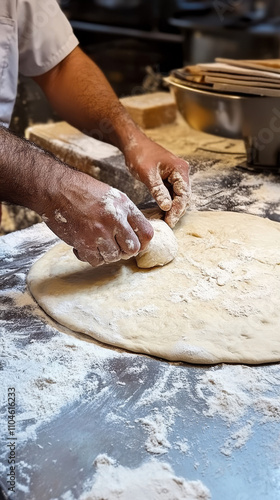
[[136, 219, 178, 268], [27, 212, 280, 365]]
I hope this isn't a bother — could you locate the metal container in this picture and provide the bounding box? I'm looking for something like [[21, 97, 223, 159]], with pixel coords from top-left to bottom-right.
[[166, 77, 280, 170]]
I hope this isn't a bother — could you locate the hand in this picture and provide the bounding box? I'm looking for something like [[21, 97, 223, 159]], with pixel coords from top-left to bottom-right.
[[43, 171, 154, 267], [0, 124, 153, 267], [124, 135, 191, 228]]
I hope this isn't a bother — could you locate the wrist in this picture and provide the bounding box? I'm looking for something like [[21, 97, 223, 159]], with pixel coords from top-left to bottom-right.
[[102, 102, 145, 154], [29, 161, 68, 217]]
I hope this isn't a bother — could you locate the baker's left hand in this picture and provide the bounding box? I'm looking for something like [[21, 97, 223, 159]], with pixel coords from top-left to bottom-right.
[[124, 136, 191, 228]]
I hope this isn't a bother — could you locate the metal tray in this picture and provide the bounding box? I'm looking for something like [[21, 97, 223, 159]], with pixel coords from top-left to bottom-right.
[[166, 77, 280, 170]]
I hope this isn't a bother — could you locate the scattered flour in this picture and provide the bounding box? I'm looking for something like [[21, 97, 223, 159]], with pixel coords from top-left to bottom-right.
[[136, 410, 174, 455], [196, 365, 280, 424], [1, 222, 280, 497], [125, 239, 135, 250], [174, 439, 190, 454], [220, 422, 253, 457], [0, 314, 117, 446], [132, 363, 280, 459], [54, 210, 67, 224], [135, 366, 187, 408], [0, 223, 122, 455]]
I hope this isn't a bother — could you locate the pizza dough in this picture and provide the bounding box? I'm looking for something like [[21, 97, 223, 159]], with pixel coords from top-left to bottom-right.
[[27, 211, 280, 365], [136, 219, 178, 269]]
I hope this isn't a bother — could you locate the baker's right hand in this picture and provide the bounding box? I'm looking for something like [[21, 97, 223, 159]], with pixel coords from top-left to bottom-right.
[[43, 172, 154, 267]]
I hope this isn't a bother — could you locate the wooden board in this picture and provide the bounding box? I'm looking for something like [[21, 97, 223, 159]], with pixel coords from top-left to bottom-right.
[[120, 92, 176, 129], [26, 121, 151, 206]]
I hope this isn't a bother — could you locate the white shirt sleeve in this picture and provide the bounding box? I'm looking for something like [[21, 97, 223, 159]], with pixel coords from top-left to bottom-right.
[[17, 0, 79, 77]]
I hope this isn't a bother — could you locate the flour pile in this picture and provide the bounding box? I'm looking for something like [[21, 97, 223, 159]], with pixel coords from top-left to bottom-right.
[[79, 455, 211, 500]]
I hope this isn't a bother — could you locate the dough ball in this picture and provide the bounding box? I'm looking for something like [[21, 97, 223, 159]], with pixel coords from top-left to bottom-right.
[[136, 219, 178, 269]]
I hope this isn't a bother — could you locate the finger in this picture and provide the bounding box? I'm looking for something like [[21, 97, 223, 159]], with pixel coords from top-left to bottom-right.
[[73, 247, 104, 268], [127, 206, 154, 251], [169, 170, 190, 197], [164, 171, 191, 228], [164, 197, 187, 228], [115, 223, 141, 258], [145, 169, 172, 211], [73, 248, 83, 261], [96, 236, 123, 264]]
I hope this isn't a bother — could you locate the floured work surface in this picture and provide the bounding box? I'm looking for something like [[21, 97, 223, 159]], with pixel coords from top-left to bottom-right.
[[1, 218, 280, 500], [2, 122, 280, 499], [28, 211, 280, 365]]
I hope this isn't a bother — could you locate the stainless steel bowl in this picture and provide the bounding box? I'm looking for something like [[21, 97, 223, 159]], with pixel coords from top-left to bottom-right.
[[166, 77, 280, 170]]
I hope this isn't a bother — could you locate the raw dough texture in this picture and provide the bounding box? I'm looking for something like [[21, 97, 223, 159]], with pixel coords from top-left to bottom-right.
[[27, 211, 280, 365], [136, 219, 178, 269]]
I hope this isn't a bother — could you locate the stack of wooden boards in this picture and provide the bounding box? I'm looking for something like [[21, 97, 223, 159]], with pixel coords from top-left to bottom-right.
[[171, 58, 280, 97]]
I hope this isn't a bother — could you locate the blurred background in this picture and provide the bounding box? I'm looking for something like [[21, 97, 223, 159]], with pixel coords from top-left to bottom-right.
[[11, 0, 280, 136]]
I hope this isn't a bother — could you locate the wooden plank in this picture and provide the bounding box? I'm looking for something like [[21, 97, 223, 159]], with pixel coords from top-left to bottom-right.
[[26, 121, 151, 206], [120, 92, 176, 129]]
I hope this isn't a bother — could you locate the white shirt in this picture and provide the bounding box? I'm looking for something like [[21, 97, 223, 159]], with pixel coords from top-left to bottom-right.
[[0, 0, 79, 127]]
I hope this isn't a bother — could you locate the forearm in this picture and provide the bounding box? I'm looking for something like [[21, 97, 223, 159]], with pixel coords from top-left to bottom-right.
[[0, 126, 72, 214], [33, 47, 143, 153], [33, 46, 191, 228]]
